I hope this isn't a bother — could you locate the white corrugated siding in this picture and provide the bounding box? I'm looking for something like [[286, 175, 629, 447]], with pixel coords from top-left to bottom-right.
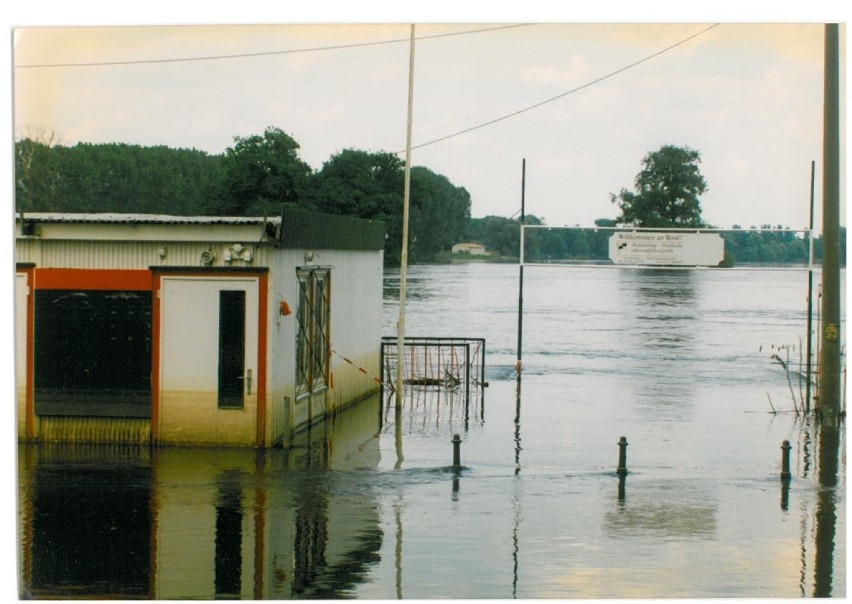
[[326, 251, 384, 412], [17, 239, 274, 270]]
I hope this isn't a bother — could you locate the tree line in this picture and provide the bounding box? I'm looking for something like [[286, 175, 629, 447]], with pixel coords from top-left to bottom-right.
[[15, 126, 471, 266], [15, 131, 842, 266], [465, 216, 842, 266]]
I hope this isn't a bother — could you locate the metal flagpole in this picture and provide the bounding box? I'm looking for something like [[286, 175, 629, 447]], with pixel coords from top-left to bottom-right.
[[806, 160, 815, 413], [396, 24, 416, 409], [516, 159, 526, 387]]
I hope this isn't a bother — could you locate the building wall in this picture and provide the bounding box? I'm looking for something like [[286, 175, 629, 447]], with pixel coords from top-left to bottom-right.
[[324, 251, 384, 410], [17, 236, 271, 271], [451, 242, 486, 255], [265, 249, 302, 444], [16, 230, 383, 448], [264, 248, 384, 445]]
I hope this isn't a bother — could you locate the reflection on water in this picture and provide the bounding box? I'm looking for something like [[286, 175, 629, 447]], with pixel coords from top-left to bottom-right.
[[618, 269, 699, 422], [619, 268, 699, 347], [814, 422, 843, 597], [17, 265, 845, 598], [18, 394, 385, 600], [24, 447, 152, 599], [605, 480, 717, 539], [215, 469, 243, 598]]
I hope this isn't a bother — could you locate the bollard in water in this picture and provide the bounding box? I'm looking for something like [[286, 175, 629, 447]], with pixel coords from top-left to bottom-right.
[[452, 434, 462, 469], [780, 440, 792, 481], [617, 436, 628, 477]]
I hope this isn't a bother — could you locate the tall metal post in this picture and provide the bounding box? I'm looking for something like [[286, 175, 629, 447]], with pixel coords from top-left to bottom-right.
[[818, 23, 842, 427], [806, 160, 815, 413], [514, 160, 526, 474], [516, 159, 526, 386], [396, 24, 416, 409]]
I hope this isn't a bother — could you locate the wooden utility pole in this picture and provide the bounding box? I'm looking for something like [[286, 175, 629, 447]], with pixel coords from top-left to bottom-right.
[[818, 23, 842, 427]]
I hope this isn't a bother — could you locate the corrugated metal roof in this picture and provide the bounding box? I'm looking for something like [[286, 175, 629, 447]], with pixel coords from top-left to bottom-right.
[[16, 212, 281, 225], [16, 210, 386, 251]]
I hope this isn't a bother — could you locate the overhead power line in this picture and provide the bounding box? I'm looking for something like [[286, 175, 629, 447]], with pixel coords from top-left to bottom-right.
[[15, 23, 532, 68], [399, 23, 720, 154]]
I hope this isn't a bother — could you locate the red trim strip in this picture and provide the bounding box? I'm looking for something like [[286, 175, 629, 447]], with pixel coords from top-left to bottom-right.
[[35, 268, 152, 291], [256, 273, 268, 447], [150, 274, 162, 444]]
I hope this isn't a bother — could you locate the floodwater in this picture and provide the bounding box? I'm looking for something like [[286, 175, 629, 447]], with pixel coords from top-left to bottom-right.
[[16, 263, 846, 598]]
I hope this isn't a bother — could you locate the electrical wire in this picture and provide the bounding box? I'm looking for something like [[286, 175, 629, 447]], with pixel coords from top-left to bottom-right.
[[399, 23, 720, 153], [17, 22, 720, 168], [15, 23, 532, 69]]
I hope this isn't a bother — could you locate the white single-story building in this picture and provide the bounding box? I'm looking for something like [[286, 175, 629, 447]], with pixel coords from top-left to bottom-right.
[[14, 207, 385, 448], [451, 242, 488, 255]]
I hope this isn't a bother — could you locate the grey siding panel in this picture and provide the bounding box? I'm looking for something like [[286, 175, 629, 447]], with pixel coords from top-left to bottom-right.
[[279, 206, 385, 251]]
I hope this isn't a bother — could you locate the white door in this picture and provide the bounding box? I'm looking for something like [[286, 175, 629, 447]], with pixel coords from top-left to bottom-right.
[[158, 276, 259, 445]]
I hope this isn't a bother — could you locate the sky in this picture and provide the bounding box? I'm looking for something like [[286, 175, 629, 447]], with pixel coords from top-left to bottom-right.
[[6, 3, 849, 233]]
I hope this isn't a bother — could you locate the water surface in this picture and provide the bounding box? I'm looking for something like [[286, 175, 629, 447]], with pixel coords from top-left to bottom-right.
[[17, 263, 845, 598]]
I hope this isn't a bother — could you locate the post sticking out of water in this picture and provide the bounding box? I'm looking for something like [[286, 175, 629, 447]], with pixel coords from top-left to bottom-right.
[[819, 22, 842, 428], [805, 160, 815, 413], [395, 24, 416, 410], [617, 436, 628, 477], [781, 440, 792, 482], [452, 434, 462, 469], [516, 159, 526, 388]]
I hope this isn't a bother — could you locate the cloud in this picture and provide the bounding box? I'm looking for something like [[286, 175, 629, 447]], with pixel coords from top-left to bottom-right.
[[12, 22, 837, 229]]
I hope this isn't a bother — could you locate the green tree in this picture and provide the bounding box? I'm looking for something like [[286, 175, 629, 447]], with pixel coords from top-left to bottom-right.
[[409, 166, 471, 261], [611, 145, 708, 228], [306, 149, 406, 263], [213, 126, 312, 216], [15, 137, 221, 214], [464, 214, 545, 259], [308, 149, 404, 217], [15, 133, 61, 213]]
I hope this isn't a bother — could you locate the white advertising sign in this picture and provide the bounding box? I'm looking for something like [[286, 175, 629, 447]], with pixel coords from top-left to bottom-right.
[[608, 231, 725, 266]]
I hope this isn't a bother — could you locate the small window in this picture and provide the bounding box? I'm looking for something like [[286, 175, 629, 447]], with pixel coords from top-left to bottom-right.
[[218, 290, 246, 409], [295, 268, 330, 395]]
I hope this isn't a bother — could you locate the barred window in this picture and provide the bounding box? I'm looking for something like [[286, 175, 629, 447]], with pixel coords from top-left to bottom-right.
[[295, 268, 330, 394]]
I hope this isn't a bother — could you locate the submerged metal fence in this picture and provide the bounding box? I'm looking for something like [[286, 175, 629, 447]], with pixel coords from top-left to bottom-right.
[[381, 336, 485, 388], [380, 336, 487, 429], [382, 336, 485, 396]]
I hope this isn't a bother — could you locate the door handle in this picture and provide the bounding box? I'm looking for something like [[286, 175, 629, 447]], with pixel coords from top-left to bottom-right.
[[236, 369, 253, 395]]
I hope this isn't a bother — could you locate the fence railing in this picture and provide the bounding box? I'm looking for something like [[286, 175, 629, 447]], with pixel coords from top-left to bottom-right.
[[380, 336, 487, 429], [381, 336, 486, 394]]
